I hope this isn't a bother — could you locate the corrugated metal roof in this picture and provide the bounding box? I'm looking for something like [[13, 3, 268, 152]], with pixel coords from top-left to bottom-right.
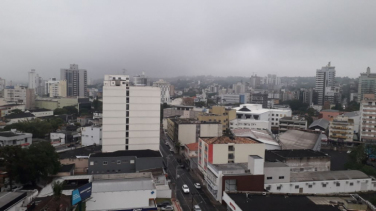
[[309, 118, 330, 129], [290, 170, 370, 182], [279, 130, 320, 150]]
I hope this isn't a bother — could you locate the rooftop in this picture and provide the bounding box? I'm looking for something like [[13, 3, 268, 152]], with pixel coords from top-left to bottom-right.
[[170, 118, 218, 124], [209, 162, 249, 172], [290, 170, 370, 182], [4, 112, 35, 119], [0, 192, 27, 211], [278, 130, 321, 150], [343, 111, 360, 117], [226, 193, 340, 211], [231, 128, 279, 146], [309, 118, 330, 129], [265, 149, 329, 162], [201, 136, 259, 144], [321, 109, 340, 112], [0, 131, 26, 137], [58, 145, 102, 159], [280, 116, 306, 121], [93, 177, 155, 192], [28, 108, 52, 112], [264, 161, 289, 168], [185, 143, 198, 151], [90, 149, 161, 158]]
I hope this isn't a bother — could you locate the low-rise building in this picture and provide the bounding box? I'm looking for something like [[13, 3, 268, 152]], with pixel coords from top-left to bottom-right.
[[0, 130, 32, 147], [198, 106, 236, 132], [265, 149, 331, 172], [3, 112, 35, 125], [309, 118, 330, 131], [0, 104, 26, 117], [93, 111, 102, 119], [50, 132, 65, 146], [81, 125, 102, 146], [329, 115, 354, 142], [167, 118, 222, 145], [88, 150, 163, 175], [27, 108, 53, 117], [343, 111, 360, 133], [278, 130, 323, 151], [279, 116, 307, 133]]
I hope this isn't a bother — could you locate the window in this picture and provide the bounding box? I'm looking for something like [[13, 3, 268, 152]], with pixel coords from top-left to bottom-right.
[[103, 161, 108, 165], [90, 161, 94, 166], [336, 183, 340, 187], [228, 145, 234, 151], [279, 176, 284, 179], [130, 160, 135, 164], [277, 186, 281, 190], [117, 160, 121, 164], [225, 179, 237, 191], [267, 177, 272, 180], [295, 185, 299, 189], [322, 184, 327, 187], [308, 185, 312, 188], [349, 182, 353, 186], [228, 154, 234, 159]]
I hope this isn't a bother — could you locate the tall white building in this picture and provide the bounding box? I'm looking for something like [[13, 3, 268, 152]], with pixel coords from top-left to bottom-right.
[[28, 69, 44, 96], [133, 72, 148, 86], [0, 78, 6, 91], [4, 86, 27, 104], [102, 75, 160, 152], [315, 62, 336, 105], [153, 79, 170, 104], [60, 64, 88, 97], [45, 78, 67, 97]]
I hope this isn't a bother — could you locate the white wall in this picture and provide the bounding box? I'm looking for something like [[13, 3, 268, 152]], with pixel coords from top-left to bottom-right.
[[200, 124, 222, 137], [230, 119, 271, 131], [212, 143, 265, 164], [31, 110, 53, 117], [178, 124, 196, 145], [265, 179, 376, 194], [50, 133, 65, 146], [81, 126, 102, 146]]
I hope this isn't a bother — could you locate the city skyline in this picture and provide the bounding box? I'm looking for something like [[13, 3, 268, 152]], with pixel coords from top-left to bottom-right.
[[1, 1, 376, 81]]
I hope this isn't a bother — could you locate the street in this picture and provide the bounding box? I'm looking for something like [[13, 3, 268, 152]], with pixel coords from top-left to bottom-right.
[[160, 129, 225, 211]]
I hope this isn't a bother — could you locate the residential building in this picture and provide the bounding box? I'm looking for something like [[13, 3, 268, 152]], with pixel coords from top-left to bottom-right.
[[153, 79, 170, 104], [3, 85, 27, 104], [343, 111, 361, 133], [358, 67, 376, 103], [350, 92, 358, 102], [197, 106, 236, 132], [300, 88, 313, 105], [184, 143, 198, 159], [198, 136, 265, 172], [133, 72, 148, 86], [221, 94, 248, 104], [249, 74, 262, 89], [27, 108, 53, 117], [329, 114, 354, 142], [45, 78, 67, 97], [278, 130, 323, 151], [232, 82, 246, 94], [265, 149, 331, 172], [279, 116, 307, 133], [230, 104, 292, 131], [360, 94, 376, 143], [50, 132, 65, 146], [315, 62, 336, 105], [25, 88, 35, 109], [231, 128, 280, 150], [169, 84, 175, 96], [35, 97, 79, 110], [163, 105, 202, 119], [0, 191, 39, 211], [203, 155, 265, 201], [93, 111, 102, 119], [88, 150, 163, 175], [250, 93, 268, 108], [0, 104, 25, 117], [60, 64, 88, 97], [167, 118, 222, 145], [28, 69, 44, 95], [81, 125, 102, 146], [309, 118, 330, 131], [3, 113, 35, 125], [261, 74, 281, 90], [102, 75, 160, 152], [0, 130, 32, 147], [319, 109, 344, 121]]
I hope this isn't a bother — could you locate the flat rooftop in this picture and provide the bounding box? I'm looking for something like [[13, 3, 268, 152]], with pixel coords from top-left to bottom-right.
[[226, 193, 340, 211], [264, 161, 289, 168], [201, 136, 259, 144], [0, 131, 25, 137], [265, 149, 329, 161], [90, 150, 161, 158], [290, 170, 370, 182], [58, 145, 102, 159], [209, 162, 248, 172], [93, 177, 155, 192]]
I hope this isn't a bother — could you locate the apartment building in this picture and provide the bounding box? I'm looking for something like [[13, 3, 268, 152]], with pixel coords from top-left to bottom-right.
[[81, 125, 102, 146], [45, 78, 67, 97], [279, 116, 307, 133], [60, 64, 88, 97], [167, 118, 222, 145], [153, 79, 170, 104], [315, 62, 336, 105], [3, 85, 27, 104], [229, 104, 292, 131], [358, 67, 376, 103], [102, 75, 160, 152], [329, 115, 354, 142], [197, 106, 236, 132], [249, 93, 268, 108], [0, 130, 32, 147], [360, 94, 376, 143]]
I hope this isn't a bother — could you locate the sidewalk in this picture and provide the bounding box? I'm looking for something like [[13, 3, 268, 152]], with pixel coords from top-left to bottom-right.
[[172, 198, 183, 211]]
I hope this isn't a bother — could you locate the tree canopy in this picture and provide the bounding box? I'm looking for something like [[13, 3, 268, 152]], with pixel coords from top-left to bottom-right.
[[4, 118, 64, 138]]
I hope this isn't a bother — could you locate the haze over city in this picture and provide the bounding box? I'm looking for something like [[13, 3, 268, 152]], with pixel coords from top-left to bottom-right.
[[1, 0, 376, 82]]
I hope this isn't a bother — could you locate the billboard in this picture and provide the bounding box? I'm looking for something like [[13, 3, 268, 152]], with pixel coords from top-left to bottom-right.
[[72, 182, 92, 205]]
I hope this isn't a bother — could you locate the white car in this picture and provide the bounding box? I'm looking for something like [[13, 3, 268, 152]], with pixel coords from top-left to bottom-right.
[[182, 184, 190, 193], [161, 205, 174, 211], [194, 205, 201, 211], [165, 142, 169, 146], [194, 183, 201, 189]]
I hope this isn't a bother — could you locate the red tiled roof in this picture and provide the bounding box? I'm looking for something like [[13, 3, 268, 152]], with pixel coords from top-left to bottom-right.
[[185, 143, 198, 151]]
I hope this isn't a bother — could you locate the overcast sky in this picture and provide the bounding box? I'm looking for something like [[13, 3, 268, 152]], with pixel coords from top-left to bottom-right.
[[1, 0, 376, 83]]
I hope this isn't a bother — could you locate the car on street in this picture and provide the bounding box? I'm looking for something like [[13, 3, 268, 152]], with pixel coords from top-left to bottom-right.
[[169, 147, 174, 153], [161, 205, 174, 210], [194, 183, 201, 189], [193, 205, 201, 211], [157, 201, 171, 207], [165, 142, 169, 146], [182, 184, 190, 193]]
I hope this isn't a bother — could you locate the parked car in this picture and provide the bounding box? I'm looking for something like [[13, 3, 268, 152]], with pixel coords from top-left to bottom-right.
[[194, 183, 201, 189], [161, 205, 174, 211], [170, 147, 174, 153], [165, 142, 169, 146], [182, 184, 190, 193], [193, 205, 201, 211], [157, 201, 171, 207]]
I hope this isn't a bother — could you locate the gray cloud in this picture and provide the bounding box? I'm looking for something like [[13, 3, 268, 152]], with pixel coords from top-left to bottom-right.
[[1, 0, 376, 83]]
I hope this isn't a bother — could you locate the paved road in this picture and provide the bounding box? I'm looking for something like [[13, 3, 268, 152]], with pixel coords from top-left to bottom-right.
[[160, 129, 225, 211]]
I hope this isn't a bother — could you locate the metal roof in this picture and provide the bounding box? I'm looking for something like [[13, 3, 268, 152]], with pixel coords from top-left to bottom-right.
[[309, 118, 330, 129], [290, 170, 370, 182], [278, 130, 321, 150], [92, 178, 155, 193]]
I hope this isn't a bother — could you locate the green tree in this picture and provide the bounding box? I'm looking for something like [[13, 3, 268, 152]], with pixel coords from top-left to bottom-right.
[[10, 109, 23, 114], [331, 103, 344, 111], [345, 101, 360, 112], [4, 119, 54, 138], [175, 142, 181, 154], [52, 181, 64, 198], [63, 106, 78, 115], [0, 146, 25, 189], [283, 100, 308, 112], [54, 108, 68, 115], [195, 101, 206, 108], [93, 97, 103, 112], [307, 108, 315, 117]]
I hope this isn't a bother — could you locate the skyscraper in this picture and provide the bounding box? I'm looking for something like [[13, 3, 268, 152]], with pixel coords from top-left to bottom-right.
[[60, 64, 88, 97], [357, 67, 376, 103], [315, 62, 336, 105], [102, 75, 160, 152], [28, 69, 44, 96]]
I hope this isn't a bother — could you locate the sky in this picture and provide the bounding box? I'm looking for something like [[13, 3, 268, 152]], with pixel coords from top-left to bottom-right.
[[1, 0, 376, 83]]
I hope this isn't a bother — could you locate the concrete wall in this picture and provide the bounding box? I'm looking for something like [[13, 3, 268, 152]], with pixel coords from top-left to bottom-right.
[[230, 119, 271, 131], [35, 100, 58, 110], [178, 124, 197, 145], [286, 157, 331, 172], [136, 157, 163, 171], [211, 143, 265, 164], [60, 158, 88, 174], [200, 124, 222, 137], [31, 110, 53, 117], [81, 126, 102, 146], [264, 166, 291, 184]]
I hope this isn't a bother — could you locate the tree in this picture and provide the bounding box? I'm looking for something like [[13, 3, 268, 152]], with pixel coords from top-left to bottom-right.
[[194, 101, 206, 108], [0, 146, 25, 189], [54, 108, 68, 115], [4, 119, 56, 138], [345, 144, 376, 177], [175, 142, 181, 154], [10, 109, 23, 114], [282, 100, 308, 112], [63, 106, 78, 115], [345, 101, 360, 112], [307, 108, 315, 117], [52, 181, 64, 198], [331, 103, 344, 111], [93, 97, 103, 112]]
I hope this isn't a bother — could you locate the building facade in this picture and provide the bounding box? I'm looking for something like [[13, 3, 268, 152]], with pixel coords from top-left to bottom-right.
[[153, 79, 170, 104], [358, 67, 376, 103], [279, 116, 307, 133], [360, 94, 376, 143], [197, 106, 236, 132], [60, 64, 88, 97], [102, 75, 160, 152], [0, 130, 32, 147], [315, 62, 336, 105], [3, 86, 27, 104], [82, 126, 102, 146], [329, 115, 354, 142], [45, 78, 67, 97]]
